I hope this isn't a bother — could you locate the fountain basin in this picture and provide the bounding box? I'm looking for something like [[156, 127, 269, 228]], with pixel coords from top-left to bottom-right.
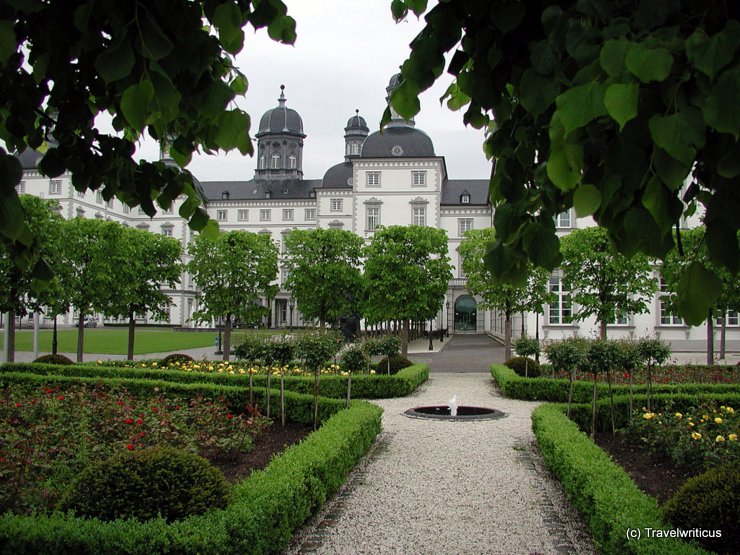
[[404, 405, 506, 421]]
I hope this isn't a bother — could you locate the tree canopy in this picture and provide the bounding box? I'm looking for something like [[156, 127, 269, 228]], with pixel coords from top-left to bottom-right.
[[284, 228, 364, 330], [389, 0, 740, 325], [560, 226, 657, 339], [0, 0, 295, 273]]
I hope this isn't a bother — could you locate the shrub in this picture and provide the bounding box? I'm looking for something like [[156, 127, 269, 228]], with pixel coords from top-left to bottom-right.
[[376, 354, 413, 375], [340, 345, 370, 372], [32, 354, 73, 365], [160, 353, 195, 367], [503, 356, 540, 378], [514, 336, 540, 361], [663, 464, 739, 554], [59, 446, 231, 523]]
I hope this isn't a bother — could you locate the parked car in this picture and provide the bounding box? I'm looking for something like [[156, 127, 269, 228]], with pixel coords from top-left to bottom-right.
[[74, 317, 98, 328]]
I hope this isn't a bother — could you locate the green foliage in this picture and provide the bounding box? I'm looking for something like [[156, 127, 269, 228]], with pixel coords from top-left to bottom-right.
[[294, 331, 342, 372], [585, 340, 618, 375], [663, 464, 739, 554], [560, 228, 657, 337], [514, 336, 540, 359], [284, 228, 364, 328], [32, 354, 73, 365], [160, 353, 195, 367], [390, 0, 740, 324], [233, 335, 264, 364], [637, 338, 672, 367], [59, 446, 230, 523], [376, 354, 413, 375], [532, 404, 710, 555], [503, 356, 540, 378], [1, 0, 296, 271], [340, 345, 369, 373], [544, 337, 588, 374]]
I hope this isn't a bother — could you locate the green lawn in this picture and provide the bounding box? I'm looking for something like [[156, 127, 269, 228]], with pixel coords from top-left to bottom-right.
[[13, 328, 303, 355]]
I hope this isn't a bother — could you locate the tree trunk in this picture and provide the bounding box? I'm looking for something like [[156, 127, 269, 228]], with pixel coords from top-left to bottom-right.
[[504, 312, 512, 361], [6, 309, 15, 363], [127, 310, 136, 361], [706, 308, 714, 365], [76, 312, 85, 363], [599, 319, 607, 340], [312, 369, 319, 430], [720, 311, 726, 360], [401, 319, 409, 357], [52, 316, 58, 355], [223, 314, 232, 362], [606, 370, 616, 435]]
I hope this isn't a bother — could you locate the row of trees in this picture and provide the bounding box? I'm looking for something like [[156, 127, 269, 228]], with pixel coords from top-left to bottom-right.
[[0, 196, 181, 362], [461, 225, 740, 362], [194, 225, 452, 361]]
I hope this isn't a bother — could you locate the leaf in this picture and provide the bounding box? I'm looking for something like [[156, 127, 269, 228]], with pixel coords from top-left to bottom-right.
[[0, 20, 16, 63], [676, 261, 721, 326], [95, 39, 135, 84], [625, 43, 673, 83], [604, 83, 638, 130], [703, 68, 740, 139], [519, 69, 560, 117], [38, 148, 66, 178], [573, 184, 601, 216], [139, 13, 174, 61], [200, 219, 220, 240], [648, 108, 705, 165], [215, 110, 249, 151], [121, 80, 154, 131], [705, 223, 739, 275], [230, 74, 248, 95], [555, 81, 607, 136], [547, 142, 583, 190], [267, 15, 296, 44], [0, 152, 26, 242], [150, 72, 181, 124], [686, 21, 740, 79], [641, 176, 676, 231], [391, 80, 421, 120], [653, 148, 691, 190], [522, 224, 561, 268], [213, 2, 245, 54]]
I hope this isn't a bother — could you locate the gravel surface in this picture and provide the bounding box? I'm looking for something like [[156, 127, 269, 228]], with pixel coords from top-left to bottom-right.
[[287, 373, 596, 555]]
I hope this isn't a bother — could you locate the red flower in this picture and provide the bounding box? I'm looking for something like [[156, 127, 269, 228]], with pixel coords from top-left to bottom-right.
[[126, 444, 134, 450], [139, 432, 145, 437], [14, 402, 21, 407], [174, 405, 181, 410], [136, 418, 143, 425], [57, 395, 64, 401], [116, 401, 124, 406], [151, 406, 159, 413], [44, 388, 52, 394], [125, 418, 134, 425], [623, 372, 630, 379], [227, 413, 234, 420]]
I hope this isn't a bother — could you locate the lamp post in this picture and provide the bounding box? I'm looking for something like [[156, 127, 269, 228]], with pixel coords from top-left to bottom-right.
[[446, 300, 450, 338], [216, 317, 223, 355], [428, 317, 434, 350], [289, 300, 294, 332]]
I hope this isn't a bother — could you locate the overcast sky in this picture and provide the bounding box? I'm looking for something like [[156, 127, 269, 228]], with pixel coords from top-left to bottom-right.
[[149, 0, 494, 182]]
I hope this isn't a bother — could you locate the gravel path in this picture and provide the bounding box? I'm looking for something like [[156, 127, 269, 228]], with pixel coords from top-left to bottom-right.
[[287, 373, 596, 555]]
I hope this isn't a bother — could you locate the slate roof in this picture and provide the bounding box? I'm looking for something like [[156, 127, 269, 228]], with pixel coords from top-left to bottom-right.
[[199, 179, 321, 201], [321, 161, 353, 188], [441, 179, 490, 206], [17, 149, 42, 170], [361, 126, 435, 158]]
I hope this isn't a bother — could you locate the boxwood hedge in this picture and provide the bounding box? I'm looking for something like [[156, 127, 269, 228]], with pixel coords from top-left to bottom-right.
[[0, 372, 382, 554], [0, 362, 429, 399]]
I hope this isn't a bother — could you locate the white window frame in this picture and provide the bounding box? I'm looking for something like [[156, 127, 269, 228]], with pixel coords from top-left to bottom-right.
[[282, 208, 294, 221], [271, 153, 280, 169], [412, 206, 426, 226], [16, 180, 25, 194], [547, 275, 572, 325], [216, 210, 227, 222], [366, 172, 381, 187], [238, 209, 249, 222], [49, 179, 62, 195], [330, 198, 343, 212], [659, 277, 683, 325], [260, 209, 271, 222], [96, 191, 103, 204], [555, 210, 572, 229], [411, 171, 427, 187], [304, 208, 316, 221], [288, 154, 296, 169], [366, 207, 380, 231], [458, 218, 474, 236], [162, 228, 173, 237]]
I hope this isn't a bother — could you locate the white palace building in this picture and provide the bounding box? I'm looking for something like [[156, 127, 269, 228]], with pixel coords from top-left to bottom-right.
[[15, 76, 739, 350]]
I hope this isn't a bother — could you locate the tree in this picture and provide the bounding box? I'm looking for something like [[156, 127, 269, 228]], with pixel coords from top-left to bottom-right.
[[58, 218, 128, 362], [660, 226, 740, 363], [187, 230, 278, 361], [284, 228, 364, 330], [560, 227, 657, 339], [389, 0, 740, 325], [0, 195, 63, 361], [108, 227, 181, 360], [0, 0, 295, 274], [363, 226, 452, 356], [459, 227, 552, 359]]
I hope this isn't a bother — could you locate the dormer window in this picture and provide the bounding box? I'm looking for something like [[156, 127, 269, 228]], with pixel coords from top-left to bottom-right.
[[461, 190, 471, 204], [221, 191, 230, 200], [265, 191, 272, 199], [309, 190, 316, 198]]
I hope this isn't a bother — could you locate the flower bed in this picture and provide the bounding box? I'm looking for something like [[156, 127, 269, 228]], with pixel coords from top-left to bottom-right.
[[548, 364, 738, 385]]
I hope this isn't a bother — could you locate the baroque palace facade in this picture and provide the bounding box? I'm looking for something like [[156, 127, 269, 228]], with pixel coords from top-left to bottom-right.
[[15, 76, 738, 347]]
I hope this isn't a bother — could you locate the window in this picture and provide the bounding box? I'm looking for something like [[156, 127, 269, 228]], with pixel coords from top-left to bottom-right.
[[460, 191, 470, 204], [260, 209, 271, 222], [77, 190, 85, 198], [282, 209, 294, 221], [217, 210, 227, 222], [350, 143, 360, 155], [163, 206, 173, 214], [659, 277, 683, 325], [305, 208, 316, 221], [366, 172, 381, 187], [259, 155, 265, 169], [411, 171, 427, 187], [458, 218, 474, 236], [123, 204, 130, 214], [281, 268, 288, 284], [366, 207, 380, 231], [238, 209, 249, 221], [555, 211, 572, 228], [288, 154, 296, 169], [330, 199, 343, 212], [16, 180, 25, 193], [547, 275, 572, 325], [49, 180, 62, 195], [271, 153, 280, 169], [162, 228, 173, 237], [459, 254, 466, 278], [106, 200, 114, 209], [412, 206, 426, 226], [96, 191, 103, 204], [610, 312, 629, 325]]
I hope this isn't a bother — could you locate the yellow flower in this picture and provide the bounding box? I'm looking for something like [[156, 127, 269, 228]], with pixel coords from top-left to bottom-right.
[[341, 371, 349, 376], [703, 414, 709, 420], [643, 412, 656, 420], [716, 435, 726, 443], [715, 417, 723, 424], [152, 363, 158, 368], [726, 407, 735, 414], [729, 434, 737, 441], [691, 432, 702, 440], [674, 412, 682, 419], [370, 370, 376, 375], [688, 422, 695, 427]]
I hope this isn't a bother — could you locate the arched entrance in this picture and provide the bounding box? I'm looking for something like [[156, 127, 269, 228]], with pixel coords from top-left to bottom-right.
[[454, 295, 477, 333]]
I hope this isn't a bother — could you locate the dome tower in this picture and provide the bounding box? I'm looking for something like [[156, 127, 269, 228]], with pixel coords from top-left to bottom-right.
[[255, 85, 306, 180], [344, 109, 369, 160]]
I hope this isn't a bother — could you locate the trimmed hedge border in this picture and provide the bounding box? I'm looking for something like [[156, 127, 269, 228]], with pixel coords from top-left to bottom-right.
[[0, 372, 382, 554], [532, 405, 711, 555], [491, 364, 739, 403], [0, 362, 429, 399]]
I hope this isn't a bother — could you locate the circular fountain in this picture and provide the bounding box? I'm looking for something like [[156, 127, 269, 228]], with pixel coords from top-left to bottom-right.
[[404, 405, 506, 421]]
